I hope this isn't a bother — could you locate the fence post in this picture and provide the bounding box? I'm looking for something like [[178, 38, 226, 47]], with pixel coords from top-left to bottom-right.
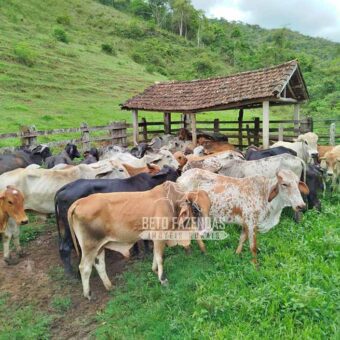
[[307, 117, 313, 132], [141, 117, 148, 142], [213, 118, 220, 133], [164, 112, 171, 135], [293, 104, 300, 135], [238, 109, 243, 149], [20, 126, 37, 148], [278, 123, 284, 141], [246, 124, 251, 146], [330, 123, 336, 146], [110, 121, 128, 147], [80, 122, 90, 151], [182, 114, 188, 130], [254, 117, 260, 147]]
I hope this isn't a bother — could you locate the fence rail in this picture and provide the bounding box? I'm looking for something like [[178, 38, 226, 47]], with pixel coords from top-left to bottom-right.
[[0, 116, 338, 152]]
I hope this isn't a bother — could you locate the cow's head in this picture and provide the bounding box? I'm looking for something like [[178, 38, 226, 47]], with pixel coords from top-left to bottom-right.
[[65, 143, 81, 159], [320, 151, 340, 177], [32, 144, 52, 161], [0, 186, 28, 231], [173, 151, 187, 169], [178, 190, 211, 232], [268, 169, 309, 212], [147, 149, 179, 169], [294, 132, 319, 160], [151, 165, 179, 182]]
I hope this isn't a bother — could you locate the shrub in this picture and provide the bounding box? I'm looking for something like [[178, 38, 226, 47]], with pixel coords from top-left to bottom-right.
[[101, 43, 117, 56], [56, 15, 71, 26], [131, 52, 145, 64], [53, 27, 69, 43], [13, 42, 37, 67]]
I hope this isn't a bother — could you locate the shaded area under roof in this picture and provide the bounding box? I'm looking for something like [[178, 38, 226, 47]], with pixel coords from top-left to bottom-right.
[[121, 60, 309, 113]]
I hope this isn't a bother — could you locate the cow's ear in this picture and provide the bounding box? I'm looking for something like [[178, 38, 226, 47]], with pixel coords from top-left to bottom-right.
[[319, 157, 326, 160], [298, 181, 310, 195], [178, 203, 191, 228], [268, 183, 279, 202]]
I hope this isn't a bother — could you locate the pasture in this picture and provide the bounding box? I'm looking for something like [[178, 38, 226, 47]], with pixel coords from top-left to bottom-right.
[[0, 194, 338, 339]]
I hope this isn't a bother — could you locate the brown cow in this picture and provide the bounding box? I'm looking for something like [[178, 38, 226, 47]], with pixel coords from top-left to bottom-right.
[[0, 186, 28, 265], [317, 145, 335, 160], [122, 163, 161, 177], [202, 141, 236, 154], [68, 181, 211, 299]]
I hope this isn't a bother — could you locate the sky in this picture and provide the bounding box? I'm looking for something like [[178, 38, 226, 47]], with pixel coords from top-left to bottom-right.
[[191, 0, 340, 43]]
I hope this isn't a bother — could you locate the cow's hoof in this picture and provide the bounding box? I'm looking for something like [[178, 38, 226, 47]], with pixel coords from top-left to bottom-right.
[[4, 257, 19, 266], [160, 278, 169, 286]]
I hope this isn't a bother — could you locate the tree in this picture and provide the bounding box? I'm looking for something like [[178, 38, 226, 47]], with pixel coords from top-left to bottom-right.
[[170, 0, 196, 38], [148, 0, 169, 27]]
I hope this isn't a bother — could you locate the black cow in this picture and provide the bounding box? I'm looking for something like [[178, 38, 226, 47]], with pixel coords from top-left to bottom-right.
[[245, 146, 297, 160], [54, 165, 179, 275], [81, 147, 99, 164], [45, 143, 80, 168], [130, 142, 152, 158], [0, 145, 51, 175], [305, 164, 324, 211]]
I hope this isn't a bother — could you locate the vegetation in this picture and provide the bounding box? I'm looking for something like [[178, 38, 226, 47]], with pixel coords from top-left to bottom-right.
[[0, 0, 339, 141]]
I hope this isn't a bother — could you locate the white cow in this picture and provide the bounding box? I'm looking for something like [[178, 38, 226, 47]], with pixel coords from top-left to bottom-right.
[[0, 162, 127, 214], [271, 132, 319, 164], [177, 169, 309, 263]]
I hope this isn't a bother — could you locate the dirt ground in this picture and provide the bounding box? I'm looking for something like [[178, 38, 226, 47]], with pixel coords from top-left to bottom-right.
[[0, 227, 128, 339]]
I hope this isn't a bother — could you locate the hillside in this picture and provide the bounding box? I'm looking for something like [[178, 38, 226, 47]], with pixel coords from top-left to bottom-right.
[[0, 0, 339, 137]]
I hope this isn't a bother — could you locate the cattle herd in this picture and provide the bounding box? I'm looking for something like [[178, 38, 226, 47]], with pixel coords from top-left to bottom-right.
[[0, 131, 339, 300]]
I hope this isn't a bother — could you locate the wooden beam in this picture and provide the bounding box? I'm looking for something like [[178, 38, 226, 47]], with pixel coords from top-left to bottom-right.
[[276, 97, 298, 103], [238, 109, 244, 149], [164, 112, 171, 134], [294, 104, 300, 135], [132, 109, 139, 145], [262, 101, 270, 148], [190, 113, 197, 146]]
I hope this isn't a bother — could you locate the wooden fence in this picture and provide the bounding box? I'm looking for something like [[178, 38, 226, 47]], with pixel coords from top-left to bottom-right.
[[0, 117, 338, 152]]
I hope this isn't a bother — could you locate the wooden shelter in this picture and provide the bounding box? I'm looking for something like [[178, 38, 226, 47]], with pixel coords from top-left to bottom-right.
[[121, 60, 309, 148]]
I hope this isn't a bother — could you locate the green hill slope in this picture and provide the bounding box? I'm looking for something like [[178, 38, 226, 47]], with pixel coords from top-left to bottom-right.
[[0, 0, 339, 136]]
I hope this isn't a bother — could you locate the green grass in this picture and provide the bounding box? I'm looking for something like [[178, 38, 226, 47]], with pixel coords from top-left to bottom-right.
[[96, 195, 339, 339]]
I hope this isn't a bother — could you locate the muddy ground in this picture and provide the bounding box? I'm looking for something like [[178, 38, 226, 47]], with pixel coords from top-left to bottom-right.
[[0, 225, 128, 339]]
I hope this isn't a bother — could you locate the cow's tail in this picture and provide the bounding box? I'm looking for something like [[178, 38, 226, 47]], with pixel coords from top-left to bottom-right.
[[54, 194, 62, 239], [68, 203, 80, 257]]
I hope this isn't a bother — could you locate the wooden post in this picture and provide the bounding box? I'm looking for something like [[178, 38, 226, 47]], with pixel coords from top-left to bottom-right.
[[132, 110, 139, 145], [330, 123, 336, 146], [307, 117, 313, 132], [213, 118, 220, 133], [254, 117, 260, 146], [278, 123, 284, 141], [190, 113, 197, 146], [262, 101, 270, 148], [294, 103, 300, 135], [111, 121, 128, 147], [246, 124, 251, 146], [80, 122, 90, 151], [181, 113, 188, 129], [164, 112, 171, 135], [141, 117, 148, 141], [20, 126, 37, 147], [238, 109, 243, 149]]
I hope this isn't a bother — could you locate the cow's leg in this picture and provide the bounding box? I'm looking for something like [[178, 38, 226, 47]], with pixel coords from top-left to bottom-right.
[[79, 250, 96, 300], [94, 249, 112, 291], [236, 225, 248, 254], [59, 225, 75, 276], [11, 222, 24, 257], [153, 241, 167, 285], [3, 228, 19, 265], [196, 236, 206, 253], [248, 227, 258, 265]]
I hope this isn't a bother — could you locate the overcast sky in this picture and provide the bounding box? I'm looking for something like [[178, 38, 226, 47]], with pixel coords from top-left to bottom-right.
[[191, 0, 340, 42]]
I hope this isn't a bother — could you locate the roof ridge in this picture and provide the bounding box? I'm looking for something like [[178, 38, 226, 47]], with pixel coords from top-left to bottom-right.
[[154, 60, 298, 86]]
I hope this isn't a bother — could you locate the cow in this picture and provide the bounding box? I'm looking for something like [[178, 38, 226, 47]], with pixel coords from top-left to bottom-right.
[[0, 186, 28, 265], [81, 148, 99, 164], [320, 145, 340, 192], [67, 181, 211, 299], [45, 143, 81, 168], [245, 147, 321, 210], [177, 169, 309, 264], [317, 145, 334, 160], [271, 133, 319, 164], [0, 162, 126, 214], [55, 165, 179, 274], [295, 132, 319, 159], [130, 142, 152, 158], [201, 141, 236, 154], [102, 149, 179, 169], [121, 163, 161, 176], [0, 145, 51, 175], [245, 146, 297, 160]]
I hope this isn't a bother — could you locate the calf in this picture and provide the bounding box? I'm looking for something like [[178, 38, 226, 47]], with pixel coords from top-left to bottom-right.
[[55, 165, 178, 274], [317, 145, 334, 160], [245, 146, 297, 160], [68, 181, 210, 299], [177, 169, 308, 263], [81, 148, 99, 164], [0, 186, 28, 265], [320, 145, 340, 192], [45, 143, 81, 169]]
